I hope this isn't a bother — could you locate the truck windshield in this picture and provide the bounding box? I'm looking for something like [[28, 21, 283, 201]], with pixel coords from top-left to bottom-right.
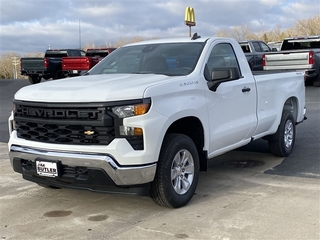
[[45, 51, 68, 58], [87, 42, 205, 76]]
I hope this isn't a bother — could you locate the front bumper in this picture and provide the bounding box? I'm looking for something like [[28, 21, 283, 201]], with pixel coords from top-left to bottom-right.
[[9, 145, 156, 189]]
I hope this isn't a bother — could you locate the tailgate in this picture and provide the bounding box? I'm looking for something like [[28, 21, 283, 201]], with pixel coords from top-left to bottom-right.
[[264, 51, 312, 70], [62, 57, 90, 71], [21, 58, 45, 71]]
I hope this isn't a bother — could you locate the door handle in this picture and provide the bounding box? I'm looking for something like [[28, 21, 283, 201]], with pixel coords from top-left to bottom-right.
[[242, 87, 251, 92]]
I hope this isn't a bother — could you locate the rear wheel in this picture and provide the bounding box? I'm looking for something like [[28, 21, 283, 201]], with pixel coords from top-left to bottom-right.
[[268, 111, 295, 157], [53, 70, 64, 80], [28, 75, 41, 84], [150, 134, 199, 208]]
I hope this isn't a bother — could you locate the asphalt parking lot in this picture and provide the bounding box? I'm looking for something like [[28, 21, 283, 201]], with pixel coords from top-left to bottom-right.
[[0, 79, 319, 239]]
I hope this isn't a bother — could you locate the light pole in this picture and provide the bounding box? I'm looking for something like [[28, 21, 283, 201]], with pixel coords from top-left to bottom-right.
[[79, 20, 82, 49], [11, 56, 19, 79]]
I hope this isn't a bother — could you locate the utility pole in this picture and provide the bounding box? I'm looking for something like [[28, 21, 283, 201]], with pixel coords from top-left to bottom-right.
[[79, 20, 82, 49], [11, 56, 19, 79]]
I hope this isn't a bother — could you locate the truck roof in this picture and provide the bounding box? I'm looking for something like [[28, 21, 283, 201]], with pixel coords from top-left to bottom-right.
[[46, 49, 82, 52], [238, 40, 265, 43], [86, 48, 116, 51], [284, 35, 320, 40], [123, 36, 227, 46]]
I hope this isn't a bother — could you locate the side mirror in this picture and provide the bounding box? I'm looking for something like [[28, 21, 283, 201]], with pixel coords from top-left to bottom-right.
[[272, 48, 278, 52], [207, 67, 240, 91]]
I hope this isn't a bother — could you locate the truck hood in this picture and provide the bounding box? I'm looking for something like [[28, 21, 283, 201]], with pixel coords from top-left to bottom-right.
[[14, 74, 173, 102]]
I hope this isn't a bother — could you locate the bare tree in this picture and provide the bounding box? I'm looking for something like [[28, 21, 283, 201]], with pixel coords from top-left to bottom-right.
[[215, 15, 320, 42], [294, 15, 320, 35], [113, 36, 149, 48], [0, 52, 20, 79], [216, 24, 254, 41]]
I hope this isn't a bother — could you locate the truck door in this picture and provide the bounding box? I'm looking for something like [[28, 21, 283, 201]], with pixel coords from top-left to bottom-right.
[[205, 43, 257, 156]]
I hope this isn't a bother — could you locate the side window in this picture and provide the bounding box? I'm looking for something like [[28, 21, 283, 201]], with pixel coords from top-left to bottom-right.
[[241, 44, 251, 53], [69, 50, 76, 56], [260, 42, 271, 52], [252, 42, 262, 52], [206, 43, 240, 75]]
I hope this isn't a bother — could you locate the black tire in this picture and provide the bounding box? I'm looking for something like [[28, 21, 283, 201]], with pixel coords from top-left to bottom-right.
[[28, 75, 41, 84], [268, 111, 296, 157], [150, 133, 199, 208], [53, 70, 64, 80]]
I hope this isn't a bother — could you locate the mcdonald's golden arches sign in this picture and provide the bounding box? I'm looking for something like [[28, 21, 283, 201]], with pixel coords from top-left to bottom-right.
[[185, 7, 195, 26]]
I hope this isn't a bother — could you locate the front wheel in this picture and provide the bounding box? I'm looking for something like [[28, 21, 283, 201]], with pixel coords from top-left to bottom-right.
[[150, 134, 199, 208], [268, 111, 296, 157]]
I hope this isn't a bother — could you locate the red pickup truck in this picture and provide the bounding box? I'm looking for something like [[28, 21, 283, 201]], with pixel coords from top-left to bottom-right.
[[62, 48, 116, 76]]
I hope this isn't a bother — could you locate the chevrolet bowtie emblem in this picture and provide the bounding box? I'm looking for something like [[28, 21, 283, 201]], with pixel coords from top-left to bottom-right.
[[84, 130, 95, 136]]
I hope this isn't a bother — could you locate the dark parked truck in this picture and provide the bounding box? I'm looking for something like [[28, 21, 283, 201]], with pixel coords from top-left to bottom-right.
[[9, 36, 306, 208], [62, 48, 116, 77], [263, 36, 320, 87], [21, 49, 85, 84], [239, 40, 273, 70]]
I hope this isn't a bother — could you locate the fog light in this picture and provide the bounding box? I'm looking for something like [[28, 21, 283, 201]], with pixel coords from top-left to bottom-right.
[[120, 126, 143, 136]]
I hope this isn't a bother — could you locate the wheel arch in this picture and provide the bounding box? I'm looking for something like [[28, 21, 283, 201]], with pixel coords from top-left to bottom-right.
[[165, 116, 207, 171], [283, 96, 298, 123], [263, 96, 298, 141]]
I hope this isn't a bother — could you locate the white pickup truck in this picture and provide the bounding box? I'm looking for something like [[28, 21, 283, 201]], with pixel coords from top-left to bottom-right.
[[8, 36, 306, 208], [263, 36, 320, 87]]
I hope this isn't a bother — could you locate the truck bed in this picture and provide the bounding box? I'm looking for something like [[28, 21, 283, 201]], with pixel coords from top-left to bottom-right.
[[252, 70, 303, 75]]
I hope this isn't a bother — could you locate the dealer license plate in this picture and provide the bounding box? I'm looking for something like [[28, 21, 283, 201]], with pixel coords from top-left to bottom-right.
[[36, 160, 58, 177]]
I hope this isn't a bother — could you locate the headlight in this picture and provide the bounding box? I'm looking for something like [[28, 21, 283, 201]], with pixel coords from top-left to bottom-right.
[[112, 102, 150, 118], [12, 104, 17, 130], [111, 100, 150, 142]]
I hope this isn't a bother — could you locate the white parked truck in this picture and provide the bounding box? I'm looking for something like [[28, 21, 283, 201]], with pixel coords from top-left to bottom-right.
[[8, 35, 306, 208], [263, 36, 320, 87]]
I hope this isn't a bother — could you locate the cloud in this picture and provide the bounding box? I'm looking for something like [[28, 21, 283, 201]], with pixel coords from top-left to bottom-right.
[[0, 0, 319, 55]]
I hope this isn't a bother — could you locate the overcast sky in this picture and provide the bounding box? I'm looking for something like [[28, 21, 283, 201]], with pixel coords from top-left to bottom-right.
[[0, 0, 319, 55]]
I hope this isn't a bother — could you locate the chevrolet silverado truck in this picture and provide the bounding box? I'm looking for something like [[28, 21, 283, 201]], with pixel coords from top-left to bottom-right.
[[239, 40, 273, 70], [20, 49, 85, 84], [8, 36, 306, 208], [62, 48, 116, 77], [263, 36, 320, 87]]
